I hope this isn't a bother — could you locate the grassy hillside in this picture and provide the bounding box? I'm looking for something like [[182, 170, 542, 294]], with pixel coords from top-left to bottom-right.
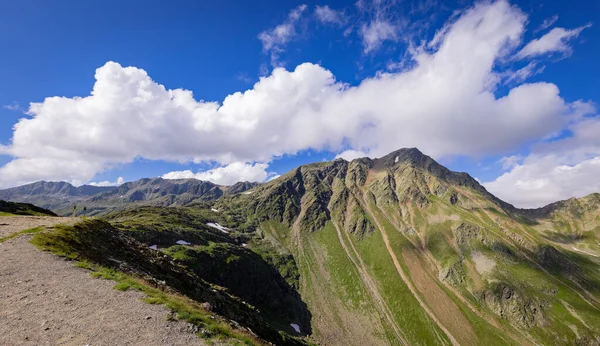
[[0, 200, 57, 216], [210, 148, 600, 345], [30, 218, 310, 346]]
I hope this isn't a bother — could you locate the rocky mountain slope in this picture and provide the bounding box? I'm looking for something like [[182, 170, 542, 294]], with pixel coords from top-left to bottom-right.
[[0, 179, 260, 216], [9, 148, 600, 345], [208, 148, 600, 345]]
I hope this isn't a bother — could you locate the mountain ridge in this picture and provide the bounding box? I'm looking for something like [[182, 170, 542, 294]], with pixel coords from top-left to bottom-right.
[[0, 178, 261, 216], [0, 148, 595, 215]]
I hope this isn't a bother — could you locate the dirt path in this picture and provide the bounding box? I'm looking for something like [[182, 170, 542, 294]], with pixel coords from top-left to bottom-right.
[[0, 216, 79, 238], [0, 232, 206, 345]]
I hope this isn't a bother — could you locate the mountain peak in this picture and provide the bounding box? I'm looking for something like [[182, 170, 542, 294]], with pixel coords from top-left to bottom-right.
[[376, 147, 432, 168]]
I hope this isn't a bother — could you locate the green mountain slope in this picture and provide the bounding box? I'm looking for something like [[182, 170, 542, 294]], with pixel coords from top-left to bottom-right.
[[211, 148, 600, 346], [28, 148, 600, 345]]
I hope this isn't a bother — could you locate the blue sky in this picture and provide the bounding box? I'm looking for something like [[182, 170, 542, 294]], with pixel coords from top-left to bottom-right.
[[0, 0, 599, 207]]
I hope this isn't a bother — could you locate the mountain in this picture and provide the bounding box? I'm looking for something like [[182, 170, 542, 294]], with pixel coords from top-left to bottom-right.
[[209, 148, 600, 345], [0, 181, 113, 212], [0, 179, 261, 216], [21, 148, 600, 345]]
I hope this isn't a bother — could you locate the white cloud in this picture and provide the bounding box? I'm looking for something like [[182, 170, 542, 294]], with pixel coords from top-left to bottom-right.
[[502, 61, 545, 84], [335, 150, 369, 161], [485, 155, 600, 208], [356, 0, 404, 53], [0, 0, 592, 193], [536, 15, 559, 32], [258, 4, 307, 66], [360, 20, 398, 53], [315, 5, 347, 26], [89, 176, 124, 187], [499, 155, 523, 170], [485, 108, 600, 208], [3, 103, 21, 112], [162, 162, 272, 186], [517, 24, 591, 58]]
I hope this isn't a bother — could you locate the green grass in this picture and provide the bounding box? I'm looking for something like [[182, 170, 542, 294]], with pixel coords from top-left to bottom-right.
[[425, 222, 459, 267], [312, 222, 372, 309], [0, 226, 45, 243], [30, 227, 265, 346], [353, 207, 451, 345], [81, 265, 262, 345]]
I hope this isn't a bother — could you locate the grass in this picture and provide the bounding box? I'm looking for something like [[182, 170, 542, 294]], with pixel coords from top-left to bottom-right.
[[312, 222, 372, 309], [28, 222, 271, 346], [81, 264, 263, 345], [353, 208, 451, 345], [0, 226, 45, 243]]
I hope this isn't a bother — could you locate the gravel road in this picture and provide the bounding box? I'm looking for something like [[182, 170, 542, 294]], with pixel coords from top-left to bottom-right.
[[0, 216, 206, 346]]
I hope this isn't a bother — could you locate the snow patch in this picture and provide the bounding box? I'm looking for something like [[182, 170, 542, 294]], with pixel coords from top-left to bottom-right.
[[149, 245, 158, 250], [211, 208, 219, 212], [290, 323, 301, 334], [394, 156, 399, 163], [242, 243, 248, 247], [242, 191, 254, 195], [207, 222, 230, 234], [176, 240, 191, 245]]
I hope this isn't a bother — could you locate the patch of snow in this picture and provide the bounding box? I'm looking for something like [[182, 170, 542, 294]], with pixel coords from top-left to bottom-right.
[[242, 243, 247, 247], [176, 240, 191, 245], [211, 208, 219, 213], [290, 323, 301, 334], [572, 247, 599, 258], [394, 156, 399, 163], [242, 191, 254, 195], [207, 222, 230, 234], [149, 245, 158, 250]]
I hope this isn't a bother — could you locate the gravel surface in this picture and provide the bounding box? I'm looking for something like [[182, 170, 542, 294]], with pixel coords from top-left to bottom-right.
[[0, 222, 206, 346], [0, 216, 79, 238]]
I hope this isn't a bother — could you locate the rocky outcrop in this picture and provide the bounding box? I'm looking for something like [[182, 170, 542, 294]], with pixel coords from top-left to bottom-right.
[[481, 283, 548, 329]]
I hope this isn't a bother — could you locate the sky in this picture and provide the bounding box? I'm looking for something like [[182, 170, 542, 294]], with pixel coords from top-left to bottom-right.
[[0, 0, 598, 208]]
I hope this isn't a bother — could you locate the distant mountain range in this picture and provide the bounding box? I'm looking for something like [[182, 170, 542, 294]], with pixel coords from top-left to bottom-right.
[[0, 178, 260, 216]]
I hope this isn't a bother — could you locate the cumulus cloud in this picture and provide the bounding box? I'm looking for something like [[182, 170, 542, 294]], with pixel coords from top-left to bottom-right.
[[336, 150, 369, 161], [89, 176, 125, 187], [485, 155, 600, 208], [485, 108, 600, 207], [517, 24, 592, 58], [0, 0, 592, 192], [258, 4, 307, 66], [315, 5, 347, 26], [162, 162, 273, 186]]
